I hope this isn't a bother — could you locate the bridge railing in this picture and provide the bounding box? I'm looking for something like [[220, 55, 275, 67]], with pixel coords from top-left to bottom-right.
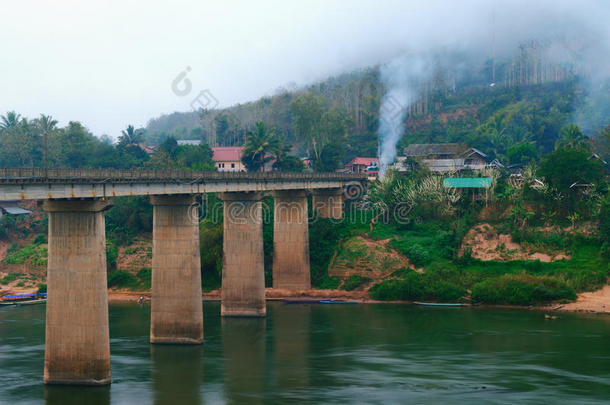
[[0, 168, 367, 183]]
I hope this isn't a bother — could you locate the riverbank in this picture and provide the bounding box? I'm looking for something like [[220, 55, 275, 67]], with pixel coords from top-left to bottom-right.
[[106, 285, 610, 314]]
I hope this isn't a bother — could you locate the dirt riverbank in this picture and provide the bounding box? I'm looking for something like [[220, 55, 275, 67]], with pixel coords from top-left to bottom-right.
[[107, 286, 610, 315]]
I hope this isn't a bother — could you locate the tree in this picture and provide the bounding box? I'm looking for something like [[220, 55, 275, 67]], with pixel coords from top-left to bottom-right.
[[37, 114, 58, 169], [507, 142, 538, 165], [555, 124, 590, 151], [0, 111, 22, 131], [592, 125, 610, 162], [315, 142, 345, 172], [242, 122, 281, 172], [273, 144, 304, 172], [118, 125, 144, 146], [290, 92, 325, 160], [539, 148, 605, 215]]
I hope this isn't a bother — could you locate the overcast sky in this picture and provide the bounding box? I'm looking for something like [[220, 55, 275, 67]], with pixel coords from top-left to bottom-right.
[[0, 0, 608, 138]]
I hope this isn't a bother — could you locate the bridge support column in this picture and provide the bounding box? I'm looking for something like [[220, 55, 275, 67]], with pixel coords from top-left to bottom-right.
[[150, 195, 203, 344], [272, 190, 310, 290], [43, 199, 112, 385], [219, 192, 265, 317], [312, 188, 343, 219]]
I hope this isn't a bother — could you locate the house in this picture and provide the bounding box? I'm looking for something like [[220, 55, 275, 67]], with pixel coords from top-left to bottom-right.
[[443, 177, 493, 201], [344, 157, 379, 175], [212, 147, 246, 172], [400, 143, 488, 172]]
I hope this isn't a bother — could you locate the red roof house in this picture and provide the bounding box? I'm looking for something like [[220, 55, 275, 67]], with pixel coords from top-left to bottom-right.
[[344, 157, 379, 174], [212, 147, 246, 172]]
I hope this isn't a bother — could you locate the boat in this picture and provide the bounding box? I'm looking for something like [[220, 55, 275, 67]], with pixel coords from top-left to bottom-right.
[[283, 299, 358, 305], [414, 301, 466, 307], [0, 292, 47, 306]]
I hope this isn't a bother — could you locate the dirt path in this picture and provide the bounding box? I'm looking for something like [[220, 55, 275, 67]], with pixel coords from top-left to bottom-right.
[[549, 285, 610, 314]]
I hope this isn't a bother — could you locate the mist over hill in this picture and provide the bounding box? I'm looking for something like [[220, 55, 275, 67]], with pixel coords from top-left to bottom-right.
[[143, 40, 609, 166]]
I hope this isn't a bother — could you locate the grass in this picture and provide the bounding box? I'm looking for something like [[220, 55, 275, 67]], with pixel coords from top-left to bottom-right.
[[369, 271, 466, 302], [3, 243, 48, 266], [471, 274, 576, 305], [107, 270, 142, 289], [368, 219, 608, 305], [340, 275, 372, 291], [0, 273, 22, 285], [137, 267, 152, 289]]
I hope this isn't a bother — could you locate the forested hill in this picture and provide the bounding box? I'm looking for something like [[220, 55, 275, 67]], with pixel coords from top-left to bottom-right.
[[143, 45, 609, 167]]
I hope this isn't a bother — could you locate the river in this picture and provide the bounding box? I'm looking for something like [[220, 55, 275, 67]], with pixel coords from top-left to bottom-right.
[[1, 302, 609, 404]]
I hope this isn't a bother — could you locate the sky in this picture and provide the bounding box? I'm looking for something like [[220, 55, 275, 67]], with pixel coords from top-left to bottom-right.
[[0, 0, 608, 139]]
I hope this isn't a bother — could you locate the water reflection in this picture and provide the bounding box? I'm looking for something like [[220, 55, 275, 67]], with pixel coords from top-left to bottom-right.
[[3, 303, 610, 404], [150, 344, 203, 405], [45, 385, 110, 405], [271, 304, 311, 399], [221, 317, 266, 404]]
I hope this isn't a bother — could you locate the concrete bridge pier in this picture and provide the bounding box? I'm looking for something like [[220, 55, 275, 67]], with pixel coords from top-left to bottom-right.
[[43, 199, 112, 385], [219, 192, 266, 317], [272, 190, 310, 290], [312, 188, 344, 219], [150, 195, 203, 344]]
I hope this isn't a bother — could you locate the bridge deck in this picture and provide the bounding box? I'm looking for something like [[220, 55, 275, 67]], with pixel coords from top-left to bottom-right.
[[0, 168, 366, 201]]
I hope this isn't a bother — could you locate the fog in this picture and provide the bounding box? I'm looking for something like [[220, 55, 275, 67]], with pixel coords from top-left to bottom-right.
[[0, 0, 607, 138]]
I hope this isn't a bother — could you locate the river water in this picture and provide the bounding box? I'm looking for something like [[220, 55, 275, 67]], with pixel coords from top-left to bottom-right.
[[1, 302, 609, 404]]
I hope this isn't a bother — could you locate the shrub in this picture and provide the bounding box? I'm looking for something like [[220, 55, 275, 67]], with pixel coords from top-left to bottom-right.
[[3, 244, 47, 266], [369, 272, 466, 302], [341, 275, 371, 291], [0, 273, 21, 285], [137, 267, 152, 289], [37, 283, 47, 293], [471, 274, 576, 305], [317, 275, 341, 290], [33, 234, 47, 245], [106, 241, 118, 271], [403, 244, 431, 267], [107, 270, 141, 289]]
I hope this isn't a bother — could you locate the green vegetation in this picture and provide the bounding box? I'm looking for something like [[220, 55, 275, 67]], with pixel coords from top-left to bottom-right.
[[136, 268, 152, 289], [370, 271, 466, 302], [0, 273, 22, 285], [341, 275, 372, 291], [107, 270, 141, 289], [37, 283, 47, 293], [3, 240, 47, 267], [471, 275, 575, 305]]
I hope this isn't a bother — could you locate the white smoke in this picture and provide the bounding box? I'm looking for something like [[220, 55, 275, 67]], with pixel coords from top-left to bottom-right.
[[378, 54, 432, 179]]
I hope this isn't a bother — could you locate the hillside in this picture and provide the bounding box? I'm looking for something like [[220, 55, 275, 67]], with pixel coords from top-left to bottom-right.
[[143, 44, 609, 167]]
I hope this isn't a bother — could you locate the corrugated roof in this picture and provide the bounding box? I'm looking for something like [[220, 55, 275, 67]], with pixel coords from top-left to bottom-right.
[[443, 177, 492, 188], [212, 147, 244, 162], [404, 143, 466, 157], [346, 157, 379, 166], [0, 205, 32, 215]]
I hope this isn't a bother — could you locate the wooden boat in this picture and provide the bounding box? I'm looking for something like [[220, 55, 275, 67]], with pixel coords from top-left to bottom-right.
[[283, 299, 358, 305], [414, 301, 466, 307], [0, 292, 47, 306]]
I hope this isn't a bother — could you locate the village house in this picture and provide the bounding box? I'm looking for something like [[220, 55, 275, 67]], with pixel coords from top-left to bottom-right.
[[212, 146, 246, 172], [397, 143, 488, 173], [344, 157, 379, 174]]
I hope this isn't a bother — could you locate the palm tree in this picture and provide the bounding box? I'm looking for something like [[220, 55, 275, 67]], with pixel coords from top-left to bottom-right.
[[119, 125, 143, 146], [242, 122, 281, 172], [38, 114, 58, 171], [555, 124, 589, 151], [0, 111, 22, 131]]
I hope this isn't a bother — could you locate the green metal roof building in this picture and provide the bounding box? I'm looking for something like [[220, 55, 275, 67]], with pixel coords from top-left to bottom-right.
[[443, 177, 492, 188]]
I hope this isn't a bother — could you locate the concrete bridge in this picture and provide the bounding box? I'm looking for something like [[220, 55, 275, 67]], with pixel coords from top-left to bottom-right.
[[0, 168, 366, 385]]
